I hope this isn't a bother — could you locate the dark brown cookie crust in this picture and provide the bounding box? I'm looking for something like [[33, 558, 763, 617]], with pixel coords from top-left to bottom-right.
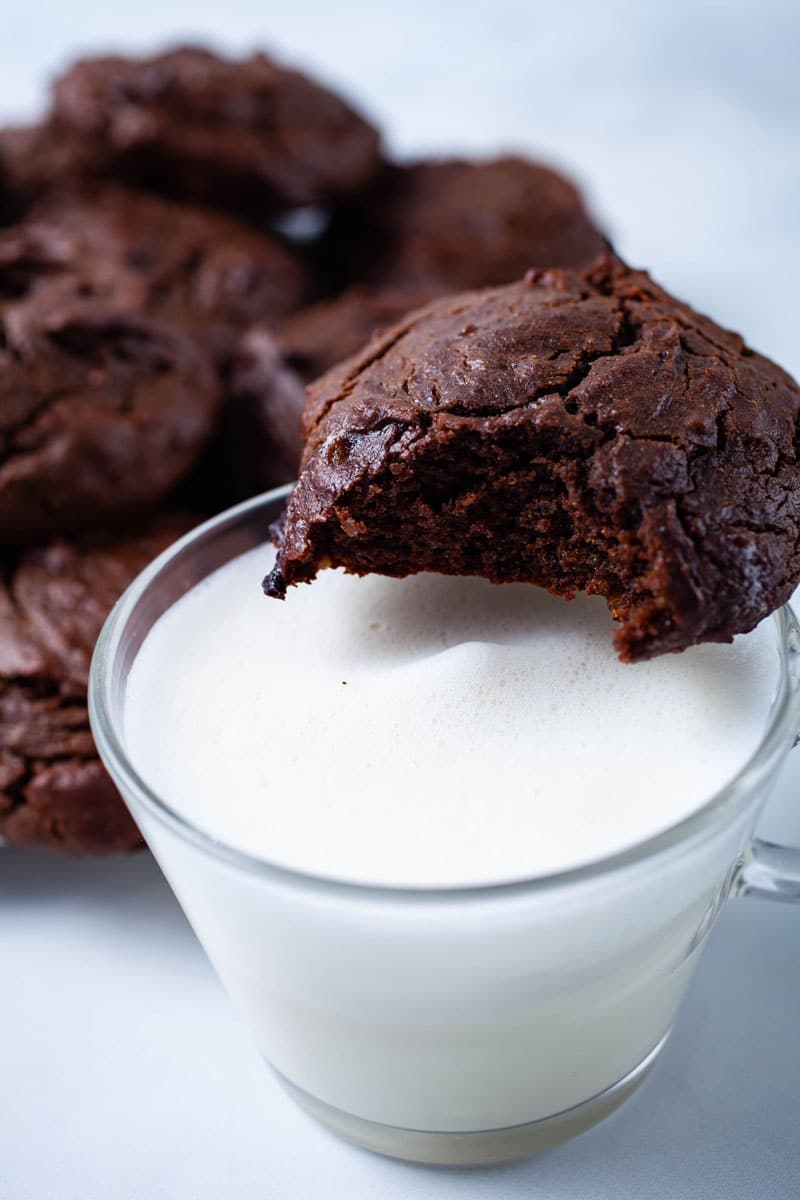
[[0, 513, 196, 853], [324, 157, 608, 293], [266, 260, 800, 661], [51, 46, 382, 215]]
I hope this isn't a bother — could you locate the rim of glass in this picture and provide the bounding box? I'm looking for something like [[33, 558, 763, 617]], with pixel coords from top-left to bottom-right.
[[89, 486, 800, 902]]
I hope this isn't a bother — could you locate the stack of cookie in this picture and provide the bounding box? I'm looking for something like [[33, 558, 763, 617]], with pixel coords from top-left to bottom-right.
[[0, 44, 606, 854]]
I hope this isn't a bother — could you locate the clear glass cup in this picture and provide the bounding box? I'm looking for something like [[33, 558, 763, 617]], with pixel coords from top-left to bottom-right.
[[89, 486, 800, 1166]]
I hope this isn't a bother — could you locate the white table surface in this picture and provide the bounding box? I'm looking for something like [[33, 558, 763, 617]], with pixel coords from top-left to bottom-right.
[[1, 2, 799, 1196]]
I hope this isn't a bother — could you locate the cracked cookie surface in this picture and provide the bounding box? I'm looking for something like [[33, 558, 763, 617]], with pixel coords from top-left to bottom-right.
[[51, 46, 382, 215], [266, 259, 800, 660], [0, 512, 195, 852]]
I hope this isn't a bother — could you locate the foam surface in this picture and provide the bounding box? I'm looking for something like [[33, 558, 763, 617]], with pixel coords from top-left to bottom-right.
[[124, 547, 779, 887]]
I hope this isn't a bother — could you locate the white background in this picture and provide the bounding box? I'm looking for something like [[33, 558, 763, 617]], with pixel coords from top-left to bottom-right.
[[1, 2, 799, 1197]]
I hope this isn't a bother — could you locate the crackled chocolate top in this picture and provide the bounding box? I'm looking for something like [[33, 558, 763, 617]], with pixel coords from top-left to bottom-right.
[[0, 513, 195, 853], [51, 46, 382, 214], [266, 259, 800, 661], [324, 157, 608, 292]]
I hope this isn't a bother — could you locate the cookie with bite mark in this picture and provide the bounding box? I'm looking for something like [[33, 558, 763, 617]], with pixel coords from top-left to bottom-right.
[[266, 259, 800, 662]]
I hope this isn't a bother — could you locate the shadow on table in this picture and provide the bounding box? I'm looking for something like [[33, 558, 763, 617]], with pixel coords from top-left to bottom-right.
[[0, 844, 177, 918]]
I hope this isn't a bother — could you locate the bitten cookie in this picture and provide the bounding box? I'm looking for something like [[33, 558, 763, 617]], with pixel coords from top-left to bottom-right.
[[0, 513, 196, 853], [265, 259, 800, 662], [51, 46, 382, 215], [324, 157, 608, 292]]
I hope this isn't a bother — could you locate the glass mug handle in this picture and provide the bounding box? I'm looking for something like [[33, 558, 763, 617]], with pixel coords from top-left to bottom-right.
[[734, 735, 800, 903], [735, 839, 800, 902]]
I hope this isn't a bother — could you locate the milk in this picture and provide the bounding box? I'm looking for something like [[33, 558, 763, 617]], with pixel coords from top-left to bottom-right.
[[120, 544, 782, 1147], [125, 546, 777, 888]]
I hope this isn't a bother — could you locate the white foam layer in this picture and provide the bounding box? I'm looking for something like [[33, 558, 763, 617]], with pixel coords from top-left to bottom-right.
[[124, 547, 779, 887]]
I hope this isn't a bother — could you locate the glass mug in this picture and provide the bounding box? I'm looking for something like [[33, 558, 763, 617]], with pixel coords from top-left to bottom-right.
[[89, 486, 800, 1166]]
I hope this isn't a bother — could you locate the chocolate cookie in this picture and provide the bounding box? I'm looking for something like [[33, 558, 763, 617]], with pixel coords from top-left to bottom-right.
[[0, 513, 195, 853], [277, 285, 437, 383], [51, 46, 382, 215], [0, 182, 313, 543], [0, 255, 217, 545], [265, 259, 800, 662], [195, 325, 308, 506], [26, 185, 310, 342], [325, 157, 608, 292]]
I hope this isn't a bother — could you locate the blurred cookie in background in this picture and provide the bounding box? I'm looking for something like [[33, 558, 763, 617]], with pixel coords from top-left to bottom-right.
[[0, 180, 319, 545], [0, 512, 197, 853], [21, 185, 311, 346], [50, 45, 383, 218], [0, 274, 218, 546], [324, 156, 608, 292]]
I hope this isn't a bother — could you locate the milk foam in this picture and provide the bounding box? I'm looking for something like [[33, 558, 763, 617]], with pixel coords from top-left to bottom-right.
[[124, 546, 779, 887]]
